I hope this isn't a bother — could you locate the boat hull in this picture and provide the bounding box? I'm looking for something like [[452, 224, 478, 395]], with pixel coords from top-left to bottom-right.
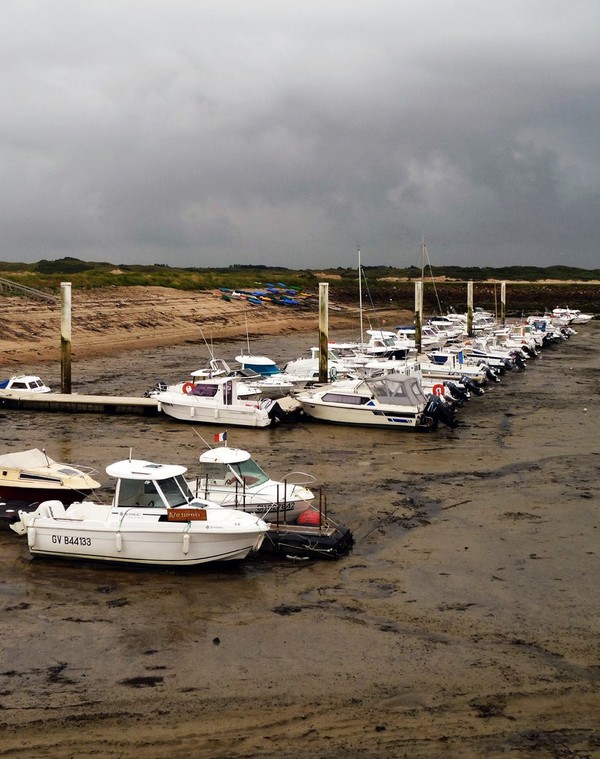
[[196, 494, 308, 523], [0, 484, 96, 505], [24, 520, 265, 566], [299, 402, 424, 428], [158, 401, 271, 427]]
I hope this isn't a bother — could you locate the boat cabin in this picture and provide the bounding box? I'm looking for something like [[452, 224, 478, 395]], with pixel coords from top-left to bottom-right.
[[106, 460, 196, 509], [197, 447, 269, 488], [0, 375, 51, 393], [320, 375, 428, 408]]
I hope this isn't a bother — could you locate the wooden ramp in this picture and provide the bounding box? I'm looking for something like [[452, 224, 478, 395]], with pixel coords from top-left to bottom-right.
[[0, 390, 159, 416]]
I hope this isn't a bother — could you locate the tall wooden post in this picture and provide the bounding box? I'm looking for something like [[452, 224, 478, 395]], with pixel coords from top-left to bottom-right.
[[61, 282, 72, 394], [318, 282, 329, 383], [467, 280, 473, 337], [501, 281, 506, 325], [414, 280, 422, 354]]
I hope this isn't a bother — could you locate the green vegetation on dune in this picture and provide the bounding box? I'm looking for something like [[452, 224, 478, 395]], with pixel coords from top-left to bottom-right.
[[1, 257, 598, 314]]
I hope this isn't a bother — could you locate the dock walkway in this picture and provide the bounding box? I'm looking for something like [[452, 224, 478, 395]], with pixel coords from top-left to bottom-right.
[[0, 390, 159, 416]]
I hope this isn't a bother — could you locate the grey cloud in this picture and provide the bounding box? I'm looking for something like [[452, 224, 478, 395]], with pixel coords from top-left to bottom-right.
[[1, 1, 598, 268]]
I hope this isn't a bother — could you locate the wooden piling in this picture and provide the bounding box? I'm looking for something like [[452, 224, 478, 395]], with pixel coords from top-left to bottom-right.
[[318, 282, 329, 383], [467, 280, 474, 337], [414, 280, 422, 354], [61, 282, 72, 394]]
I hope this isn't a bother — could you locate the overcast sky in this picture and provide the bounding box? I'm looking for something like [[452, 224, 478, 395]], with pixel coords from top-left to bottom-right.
[[1, 1, 598, 269]]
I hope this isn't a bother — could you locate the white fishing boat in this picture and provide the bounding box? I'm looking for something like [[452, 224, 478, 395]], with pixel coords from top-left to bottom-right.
[[235, 352, 281, 376], [295, 373, 449, 430], [552, 307, 593, 325], [152, 376, 274, 427], [146, 364, 262, 401], [191, 439, 316, 523], [233, 354, 309, 397], [0, 448, 100, 505], [0, 375, 51, 393], [11, 458, 269, 566]]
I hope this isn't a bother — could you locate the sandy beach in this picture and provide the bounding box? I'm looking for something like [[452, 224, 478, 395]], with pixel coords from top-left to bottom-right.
[[0, 289, 598, 758], [0, 286, 372, 365]]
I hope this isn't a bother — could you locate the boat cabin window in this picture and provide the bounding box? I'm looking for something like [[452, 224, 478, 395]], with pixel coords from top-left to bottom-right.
[[115, 475, 192, 508], [116, 478, 161, 507], [367, 376, 427, 406], [191, 384, 218, 397], [321, 392, 368, 405], [198, 459, 268, 487], [198, 462, 229, 484], [158, 474, 193, 507], [19, 472, 62, 484], [11, 381, 29, 390], [229, 458, 268, 486]]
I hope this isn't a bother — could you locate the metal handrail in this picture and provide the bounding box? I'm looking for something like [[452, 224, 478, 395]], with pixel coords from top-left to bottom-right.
[[0, 276, 58, 302]]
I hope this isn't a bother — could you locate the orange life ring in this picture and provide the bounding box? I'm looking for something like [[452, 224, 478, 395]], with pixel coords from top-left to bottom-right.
[[432, 383, 445, 396], [182, 382, 194, 395]]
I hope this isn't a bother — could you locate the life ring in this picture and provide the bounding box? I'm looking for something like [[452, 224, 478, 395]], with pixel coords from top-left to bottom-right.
[[432, 383, 445, 396], [182, 382, 194, 395]]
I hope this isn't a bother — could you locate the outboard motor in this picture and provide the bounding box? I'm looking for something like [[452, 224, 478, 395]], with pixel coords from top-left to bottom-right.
[[521, 344, 537, 359], [460, 375, 485, 397], [480, 363, 501, 382], [425, 395, 459, 429], [144, 381, 167, 397], [266, 399, 302, 424], [445, 381, 469, 404], [510, 350, 527, 369]]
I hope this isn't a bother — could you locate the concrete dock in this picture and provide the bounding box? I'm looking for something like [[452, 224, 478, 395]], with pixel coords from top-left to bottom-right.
[[0, 390, 159, 416]]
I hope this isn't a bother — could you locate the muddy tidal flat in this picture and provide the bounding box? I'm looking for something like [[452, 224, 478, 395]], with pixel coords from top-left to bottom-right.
[[0, 323, 599, 758]]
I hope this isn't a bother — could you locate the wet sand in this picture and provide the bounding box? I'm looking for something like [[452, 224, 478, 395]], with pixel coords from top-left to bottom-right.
[[0, 301, 598, 757]]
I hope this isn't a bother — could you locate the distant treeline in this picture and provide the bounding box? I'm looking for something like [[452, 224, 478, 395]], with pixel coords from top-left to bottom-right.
[[1, 257, 599, 314]]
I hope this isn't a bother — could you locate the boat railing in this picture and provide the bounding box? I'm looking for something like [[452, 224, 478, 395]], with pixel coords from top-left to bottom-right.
[[281, 471, 317, 489]]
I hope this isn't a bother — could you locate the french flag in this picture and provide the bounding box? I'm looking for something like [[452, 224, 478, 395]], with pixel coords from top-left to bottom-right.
[[214, 431, 227, 443]]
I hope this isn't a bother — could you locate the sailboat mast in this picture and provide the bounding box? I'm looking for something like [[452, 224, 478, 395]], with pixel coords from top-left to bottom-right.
[[357, 246, 363, 343], [420, 237, 426, 317]]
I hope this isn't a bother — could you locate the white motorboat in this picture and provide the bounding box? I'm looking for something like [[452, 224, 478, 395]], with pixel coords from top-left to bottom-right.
[[11, 458, 269, 566], [0, 375, 51, 393], [295, 373, 454, 430], [394, 326, 445, 350], [283, 344, 373, 383], [233, 354, 309, 397], [152, 376, 274, 427], [0, 448, 100, 506], [191, 441, 316, 523], [463, 337, 528, 370], [552, 307, 593, 325], [235, 352, 281, 376]]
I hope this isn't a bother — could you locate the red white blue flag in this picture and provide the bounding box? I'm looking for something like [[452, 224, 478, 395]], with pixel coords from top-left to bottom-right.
[[214, 431, 227, 443]]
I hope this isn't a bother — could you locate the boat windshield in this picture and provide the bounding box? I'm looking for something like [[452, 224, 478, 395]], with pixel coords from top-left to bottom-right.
[[199, 458, 269, 487], [366, 375, 427, 406], [116, 474, 192, 508], [157, 474, 194, 507], [229, 458, 269, 486]]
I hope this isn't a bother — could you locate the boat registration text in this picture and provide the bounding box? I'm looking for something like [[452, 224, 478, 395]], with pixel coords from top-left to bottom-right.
[[52, 535, 92, 546]]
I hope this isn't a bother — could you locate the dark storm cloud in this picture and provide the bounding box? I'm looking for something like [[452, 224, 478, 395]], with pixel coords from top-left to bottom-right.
[[1, 1, 598, 268]]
